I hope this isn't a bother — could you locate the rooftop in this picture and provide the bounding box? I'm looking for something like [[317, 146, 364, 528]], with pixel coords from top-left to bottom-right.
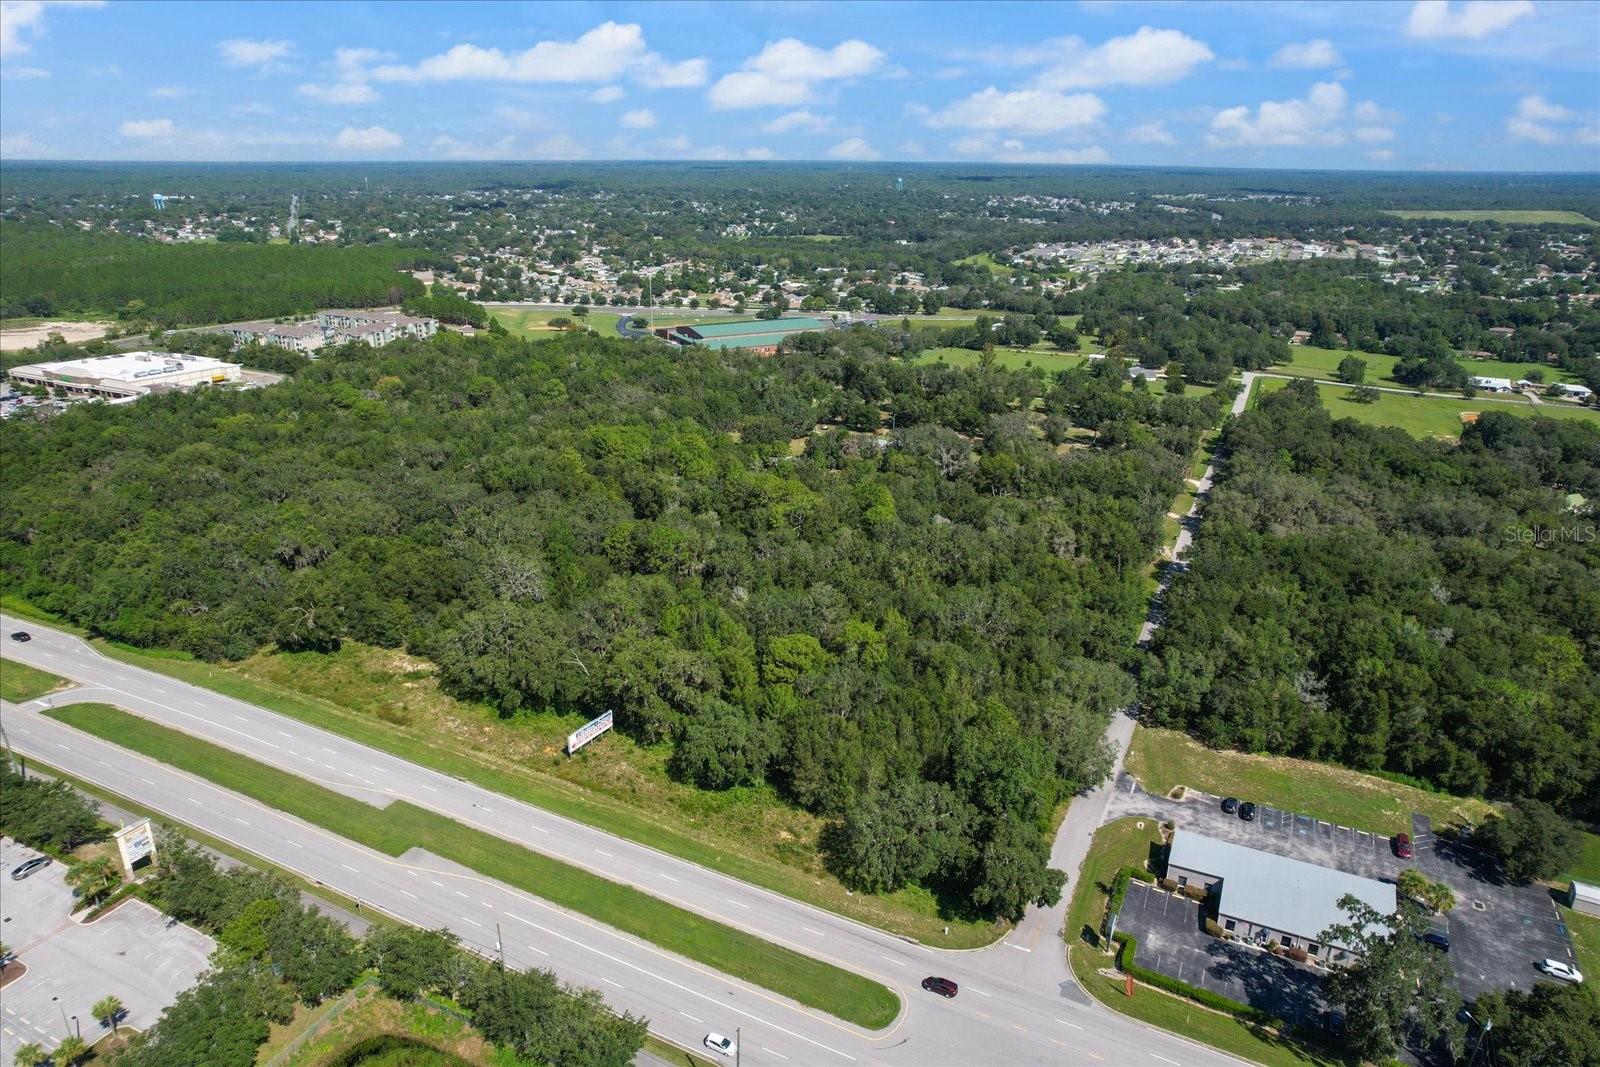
[[1168, 831, 1396, 951], [10, 351, 238, 382], [679, 317, 830, 340]]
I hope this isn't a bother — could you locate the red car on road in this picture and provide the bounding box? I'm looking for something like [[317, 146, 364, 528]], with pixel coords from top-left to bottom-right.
[[921, 977, 958, 998], [1393, 833, 1413, 859]]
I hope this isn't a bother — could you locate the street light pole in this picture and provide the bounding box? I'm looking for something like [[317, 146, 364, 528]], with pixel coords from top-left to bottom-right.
[[735, 1026, 741, 1067]]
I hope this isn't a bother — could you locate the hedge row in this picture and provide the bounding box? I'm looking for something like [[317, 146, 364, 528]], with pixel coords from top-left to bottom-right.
[[1107, 865, 1156, 916], [1112, 932, 1285, 1030]]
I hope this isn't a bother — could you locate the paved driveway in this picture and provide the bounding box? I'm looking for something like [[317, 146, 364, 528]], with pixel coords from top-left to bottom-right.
[[1, 838, 213, 1060], [1118, 882, 1328, 1026], [1106, 779, 1579, 1002]]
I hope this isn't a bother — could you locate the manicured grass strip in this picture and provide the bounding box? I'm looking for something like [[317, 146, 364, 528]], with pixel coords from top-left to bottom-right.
[[47, 703, 899, 1030], [1064, 818, 1341, 1067], [1567, 909, 1600, 977], [0, 657, 72, 702], [1561, 830, 1600, 887], [1127, 726, 1496, 837]]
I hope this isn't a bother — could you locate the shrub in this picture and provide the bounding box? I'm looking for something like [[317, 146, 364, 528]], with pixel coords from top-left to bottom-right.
[[1284, 946, 1309, 963], [1158, 877, 1178, 892], [1129, 868, 1156, 884], [1203, 918, 1225, 938], [1181, 884, 1207, 901], [1112, 934, 1284, 1029]]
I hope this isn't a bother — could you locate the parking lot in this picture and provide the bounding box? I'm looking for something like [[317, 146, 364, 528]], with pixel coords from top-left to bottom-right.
[[1107, 778, 1580, 1003], [1, 838, 213, 1061], [1118, 881, 1328, 1026]]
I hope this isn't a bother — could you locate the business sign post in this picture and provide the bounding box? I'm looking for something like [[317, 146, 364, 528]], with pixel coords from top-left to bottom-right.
[[566, 710, 615, 755], [113, 819, 157, 874]]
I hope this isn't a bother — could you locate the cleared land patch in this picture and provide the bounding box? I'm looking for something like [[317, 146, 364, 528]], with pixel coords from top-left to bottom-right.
[[1255, 377, 1600, 438], [1386, 209, 1597, 225], [1272, 344, 1581, 387], [47, 702, 900, 1030], [1126, 726, 1496, 836]]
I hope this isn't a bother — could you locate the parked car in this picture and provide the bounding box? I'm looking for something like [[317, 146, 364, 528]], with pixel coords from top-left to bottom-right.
[[703, 1033, 736, 1057], [1537, 959, 1584, 984], [1238, 801, 1257, 821], [921, 976, 959, 998], [1221, 797, 1239, 814], [1393, 833, 1413, 859], [1420, 930, 1450, 953], [8, 631, 30, 642], [10, 856, 51, 880]]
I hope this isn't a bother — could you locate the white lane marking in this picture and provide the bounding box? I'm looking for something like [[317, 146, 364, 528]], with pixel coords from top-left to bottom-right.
[[1057, 1018, 1083, 1031], [659, 874, 679, 884], [878, 955, 905, 967], [525, 944, 550, 957], [679, 1012, 703, 1023], [528, 824, 551, 834], [594, 849, 614, 858], [459, 917, 483, 928], [286, 840, 303, 849], [455, 890, 470, 898], [97, 760, 111, 767], [360, 778, 376, 786], [405, 869, 418, 876], [430, 880, 444, 888], [1151, 1057, 1180, 1066], [420, 784, 437, 792], [1005, 941, 1031, 952], [140, 777, 156, 785], [801, 926, 825, 937], [341, 864, 360, 873], [478, 804, 494, 813], [234, 817, 251, 826], [762, 1048, 789, 1061], [400, 890, 418, 899], [725, 898, 751, 909], [601, 978, 623, 988], [149, 688, 168, 695], [277, 731, 294, 739], [321, 747, 337, 755], [969, 986, 992, 998]]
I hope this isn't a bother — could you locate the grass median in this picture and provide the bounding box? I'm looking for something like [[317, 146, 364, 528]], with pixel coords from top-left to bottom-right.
[[0, 657, 72, 702], [47, 702, 900, 1031]]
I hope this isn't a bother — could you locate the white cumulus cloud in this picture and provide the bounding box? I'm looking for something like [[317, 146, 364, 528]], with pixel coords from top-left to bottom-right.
[[333, 125, 402, 151], [219, 37, 294, 70], [620, 108, 656, 129], [1126, 121, 1176, 145], [929, 87, 1105, 134], [1506, 94, 1593, 144], [1208, 81, 1353, 147], [1031, 27, 1212, 90], [119, 117, 175, 139], [762, 109, 833, 134], [372, 22, 702, 89], [1368, 148, 1396, 163], [826, 136, 879, 160], [949, 133, 1109, 164], [299, 80, 378, 105], [709, 38, 884, 109], [1405, 1, 1534, 40], [590, 86, 624, 103], [2, 0, 105, 59], [1268, 39, 1342, 69]]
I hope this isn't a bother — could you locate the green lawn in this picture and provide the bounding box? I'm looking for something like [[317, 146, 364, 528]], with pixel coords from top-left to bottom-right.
[[49, 703, 899, 1031], [488, 307, 622, 338], [913, 346, 1088, 374], [1065, 818, 1339, 1067], [1126, 727, 1497, 837], [0, 658, 71, 702], [1386, 210, 1597, 225], [956, 252, 1011, 276], [1273, 345, 1581, 387], [1256, 377, 1600, 439], [1560, 830, 1600, 886], [1567, 910, 1600, 978]]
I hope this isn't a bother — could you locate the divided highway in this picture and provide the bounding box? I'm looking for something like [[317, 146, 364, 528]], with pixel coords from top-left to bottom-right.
[[1, 616, 1242, 1066]]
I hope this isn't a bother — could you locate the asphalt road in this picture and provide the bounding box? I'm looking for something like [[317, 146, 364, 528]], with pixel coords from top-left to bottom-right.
[[0, 617, 1241, 1067]]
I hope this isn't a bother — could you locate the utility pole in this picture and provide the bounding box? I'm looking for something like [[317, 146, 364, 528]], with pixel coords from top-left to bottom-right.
[[495, 922, 505, 971], [735, 1026, 740, 1067]]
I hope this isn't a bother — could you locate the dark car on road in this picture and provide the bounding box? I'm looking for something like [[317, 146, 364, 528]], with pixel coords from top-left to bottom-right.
[[1420, 930, 1450, 953], [1393, 833, 1413, 859], [1221, 797, 1239, 814], [921, 976, 958, 998], [9, 631, 30, 642], [1238, 801, 1257, 821], [10, 856, 51, 880]]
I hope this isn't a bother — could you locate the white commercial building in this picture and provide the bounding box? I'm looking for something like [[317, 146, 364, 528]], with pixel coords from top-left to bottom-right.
[[221, 308, 437, 355], [1469, 376, 1514, 393], [1552, 382, 1594, 401], [7, 351, 241, 403]]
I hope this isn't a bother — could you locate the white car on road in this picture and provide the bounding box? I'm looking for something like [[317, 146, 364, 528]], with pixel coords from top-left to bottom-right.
[[1537, 958, 1584, 984], [703, 1032, 736, 1057]]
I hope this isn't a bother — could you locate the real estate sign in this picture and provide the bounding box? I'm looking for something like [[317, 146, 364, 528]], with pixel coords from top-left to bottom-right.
[[566, 709, 614, 755], [114, 818, 157, 873]]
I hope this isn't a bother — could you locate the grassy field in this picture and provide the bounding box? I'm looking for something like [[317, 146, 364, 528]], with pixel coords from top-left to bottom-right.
[[956, 252, 1011, 277], [0, 658, 72, 702], [914, 346, 1088, 374], [1273, 345, 1582, 387], [1561, 829, 1600, 886], [487, 307, 621, 338], [50, 702, 899, 1030], [1387, 210, 1597, 225], [1127, 727, 1496, 836], [1567, 910, 1600, 979], [1065, 818, 1337, 1067], [1255, 377, 1600, 438]]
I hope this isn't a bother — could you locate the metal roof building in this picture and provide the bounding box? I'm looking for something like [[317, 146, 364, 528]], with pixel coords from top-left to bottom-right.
[[1570, 880, 1600, 918], [1166, 831, 1396, 961], [664, 317, 830, 352]]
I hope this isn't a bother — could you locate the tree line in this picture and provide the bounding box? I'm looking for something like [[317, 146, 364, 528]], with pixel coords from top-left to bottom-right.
[[0, 326, 1227, 918]]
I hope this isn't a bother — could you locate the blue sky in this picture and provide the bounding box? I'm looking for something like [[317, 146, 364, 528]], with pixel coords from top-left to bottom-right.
[[2, 0, 1597, 170]]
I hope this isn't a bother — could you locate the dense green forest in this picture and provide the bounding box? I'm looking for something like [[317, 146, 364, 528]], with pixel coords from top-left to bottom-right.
[[0, 327, 1227, 917], [0, 224, 429, 324], [1142, 381, 1600, 822]]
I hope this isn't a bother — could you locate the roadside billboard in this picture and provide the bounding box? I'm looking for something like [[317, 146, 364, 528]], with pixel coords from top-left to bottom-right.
[[566, 710, 614, 755], [114, 818, 157, 873]]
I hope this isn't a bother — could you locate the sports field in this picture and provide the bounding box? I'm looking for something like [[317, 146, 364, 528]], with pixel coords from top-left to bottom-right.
[[1256, 377, 1600, 438], [1386, 210, 1597, 225], [488, 306, 621, 337], [914, 346, 1088, 374]]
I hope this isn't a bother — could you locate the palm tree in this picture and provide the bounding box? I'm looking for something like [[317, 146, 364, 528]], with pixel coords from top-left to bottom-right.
[[12, 1043, 47, 1067], [65, 857, 120, 907], [92, 994, 124, 1034], [53, 1036, 89, 1066]]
